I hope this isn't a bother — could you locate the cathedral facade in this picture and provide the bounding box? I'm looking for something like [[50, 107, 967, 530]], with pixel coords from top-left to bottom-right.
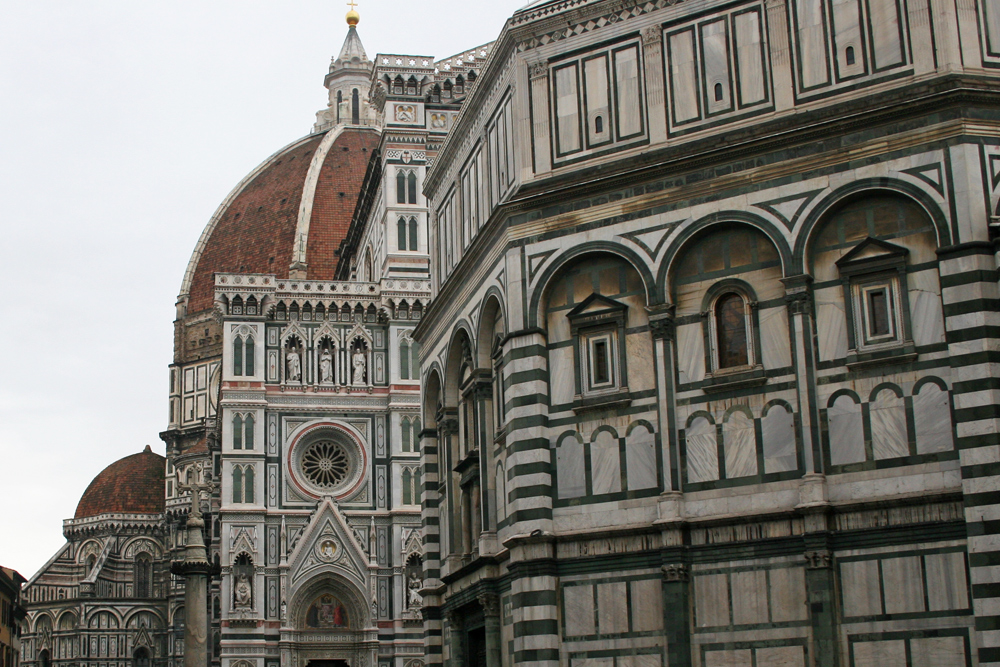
[[414, 0, 1000, 666], [18, 12, 488, 667]]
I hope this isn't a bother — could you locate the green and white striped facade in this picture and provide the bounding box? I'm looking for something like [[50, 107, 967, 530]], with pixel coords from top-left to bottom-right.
[[413, 0, 1000, 665]]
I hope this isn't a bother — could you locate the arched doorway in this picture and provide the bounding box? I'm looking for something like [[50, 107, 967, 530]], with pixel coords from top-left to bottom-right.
[[283, 575, 377, 667]]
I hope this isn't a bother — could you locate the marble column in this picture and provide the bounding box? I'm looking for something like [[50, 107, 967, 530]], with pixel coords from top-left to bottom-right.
[[781, 275, 821, 474], [803, 543, 838, 667], [446, 609, 464, 667], [479, 594, 502, 667], [661, 562, 692, 667], [171, 486, 216, 667]]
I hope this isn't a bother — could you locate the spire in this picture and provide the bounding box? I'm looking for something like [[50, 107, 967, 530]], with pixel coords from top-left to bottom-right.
[[315, 3, 374, 132], [333, 25, 369, 71]]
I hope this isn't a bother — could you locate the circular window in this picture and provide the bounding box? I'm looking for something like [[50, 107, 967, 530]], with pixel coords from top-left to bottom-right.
[[301, 440, 351, 489]]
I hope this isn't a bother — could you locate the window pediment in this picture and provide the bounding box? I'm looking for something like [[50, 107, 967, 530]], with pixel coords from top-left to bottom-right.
[[567, 293, 627, 331], [835, 236, 909, 274]]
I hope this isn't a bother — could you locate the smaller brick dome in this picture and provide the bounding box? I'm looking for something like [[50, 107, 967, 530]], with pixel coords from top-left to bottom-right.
[[74, 446, 165, 519]]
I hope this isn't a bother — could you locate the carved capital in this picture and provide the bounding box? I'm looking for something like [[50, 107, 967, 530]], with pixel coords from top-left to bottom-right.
[[661, 563, 690, 582], [647, 304, 676, 341], [478, 593, 501, 617], [784, 291, 812, 316], [529, 61, 548, 80], [804, 550, 832, 569], [642, 26, 662, 46]]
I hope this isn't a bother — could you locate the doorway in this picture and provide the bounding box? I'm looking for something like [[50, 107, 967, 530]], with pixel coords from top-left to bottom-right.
[[467, 626, 487, 667]]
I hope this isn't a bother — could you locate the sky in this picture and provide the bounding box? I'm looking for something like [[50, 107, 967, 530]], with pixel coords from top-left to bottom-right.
[[0, 0, 525, 580]]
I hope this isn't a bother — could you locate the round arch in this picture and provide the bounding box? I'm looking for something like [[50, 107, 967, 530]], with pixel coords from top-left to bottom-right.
[[528, 243, 656, 328], [422, 365, 443, 429], [442, 323, 474, 408], [287, 573, 371, 632], [792, 180, 951, 271], [658, 211, 792, 300], [475, 288, 507, 369]]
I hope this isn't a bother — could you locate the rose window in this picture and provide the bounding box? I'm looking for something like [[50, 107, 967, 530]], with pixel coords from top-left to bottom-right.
[[301, 441, 351, 489]]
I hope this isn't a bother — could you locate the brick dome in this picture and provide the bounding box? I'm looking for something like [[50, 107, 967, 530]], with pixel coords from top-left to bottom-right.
[[179, 126, 380, 314], [74, 446, 166, 519]]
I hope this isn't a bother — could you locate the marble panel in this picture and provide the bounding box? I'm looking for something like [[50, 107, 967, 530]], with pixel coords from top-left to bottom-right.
[[596, 581, 629, 635], [676, 323, 705, 384], [762, 405, 798, 474], [868, 0, 904, 68], [731, 570, 768, 625], [573, 659, 613, 667], [908, 271, 945, 346], [630, 579, 664, 632], [626, 425, 658, 490], [547, 311, 572, 343], [840, 559, 883, 617], [614, 45, 643, 137], [549, 347, 576, 406], [759, 307, 792, 370], [695, 573, 730, 627], [734, 9, 766, 105], [627, 331, 656, 392], [669, 28, 701, 123], [686, 417, 720, 483], [618, 656, 661, 667], [793, 0, 831, 88], [870, 390, 908, 460], [591, 430, 622, 494], [852, 640, 906, 667], [924, 552, 970, 611], [563, 584, 596, 637], [910, 636, 966, 667], [554, 63, 582, 154], [724, 411, 758, 478], [814, 288, 848, 362], [769, 567, 808, 622], [831, 0, 864, 77], [556, 436, 586, 499], [881, 556, 925, 614], [756, 646, 806, 667], [705, 649, 752, 667], [913, 384, 954, 454], [701, 19, 732, 114], [828, 395, 865, 466]]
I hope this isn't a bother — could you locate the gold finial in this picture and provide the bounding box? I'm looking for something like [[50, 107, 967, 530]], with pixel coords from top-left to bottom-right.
[[346, 0, 360, 26]]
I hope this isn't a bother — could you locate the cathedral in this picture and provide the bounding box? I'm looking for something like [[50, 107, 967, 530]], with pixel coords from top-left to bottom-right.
[[16, 0, 1000, 665]]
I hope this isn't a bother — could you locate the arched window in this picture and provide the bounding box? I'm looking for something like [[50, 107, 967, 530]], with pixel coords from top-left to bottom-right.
[[398, 217, 407, 250], [245, 336, 254, 375], [409, 217, 418, 251], [714, 82, 724, 101], [397, 171, 406, 204], [714, 293, 751, 369], [401, 417, 411, 452], [232, 466, 243, 503], [595, 115, 604, 134], [414, 467, 422, 504], [400, 340, 410, 380], [412, 418, 421, 451], [134, 554, 151, 598], [407, 172, 417, 204], [393, 76, 404, 94], [233, 336, 243, 376], [336, 90, 342, 123], [244, 413, 255, 450], [244, 466, 255, 503], [402, 468, 412, 505], [351, 89, 360, 124], [232, 414, 243, 450], [846, 46, 856, 66], [411, 341, 421, 379], [455, 75, 465, 94], [406, 76, 417, 95]]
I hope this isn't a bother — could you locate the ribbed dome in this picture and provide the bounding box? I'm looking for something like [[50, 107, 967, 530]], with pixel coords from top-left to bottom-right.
[[74, 446, 165, 519], [180, 126, 380, 314]]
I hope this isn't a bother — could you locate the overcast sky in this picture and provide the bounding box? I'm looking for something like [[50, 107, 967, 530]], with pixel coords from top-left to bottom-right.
[[0, 0, 525, 580]]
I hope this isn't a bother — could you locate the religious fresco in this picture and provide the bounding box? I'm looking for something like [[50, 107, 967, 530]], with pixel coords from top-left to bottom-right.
[[305, 594, 349, 629]]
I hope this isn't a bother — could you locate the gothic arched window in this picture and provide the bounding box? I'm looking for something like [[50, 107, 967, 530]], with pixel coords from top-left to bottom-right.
[[134, 554, 151, 598], [233, 466, 254, 504], [397, 171, 406, 204], [351, 89, 360, 124], [232, 414, 243, 450], [714, 292, 751, 369], [401, 416, 411, 452], [244, 413, 255, 450], [407, 172, 417, 204], [400, 340, 410, 380], [402, 468, 412, 505], [233, 336, 243, 376], [336, 90, 342, 123], [398, 217, 407, 250], [409, 217, 418, 250]]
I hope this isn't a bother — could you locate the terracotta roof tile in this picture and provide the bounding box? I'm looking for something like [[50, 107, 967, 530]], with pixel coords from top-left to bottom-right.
[[74, 446, 165, 519]]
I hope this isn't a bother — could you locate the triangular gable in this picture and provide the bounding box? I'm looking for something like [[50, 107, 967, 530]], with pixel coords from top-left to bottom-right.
[[835, 236, 909, 268], [287, 498, 370, 591], [566, 293, 626, 320]]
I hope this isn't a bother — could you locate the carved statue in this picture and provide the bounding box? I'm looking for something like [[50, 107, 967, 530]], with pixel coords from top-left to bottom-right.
[[407, 572, 422, 609], [352, 348, 367, 386], [235, 574, 252, 608], [319, 348, 333, 384], [286, 347, 301, 381]]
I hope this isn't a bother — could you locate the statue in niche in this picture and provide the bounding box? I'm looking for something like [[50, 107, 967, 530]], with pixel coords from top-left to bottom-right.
[[286, 344, 301, 381], [319, 346, 334, 384], [352, 345, 367, 386], [407, 572, 422, 609], [234, 574, 252, 608]]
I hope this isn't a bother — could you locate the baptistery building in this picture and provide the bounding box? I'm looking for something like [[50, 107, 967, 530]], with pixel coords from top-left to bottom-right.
[[413, 0, 1000, 666]]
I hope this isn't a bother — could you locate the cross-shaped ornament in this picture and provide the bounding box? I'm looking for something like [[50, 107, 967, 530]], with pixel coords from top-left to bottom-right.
[[177, 462, 217, 521], [347, 0, 357, 10]]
